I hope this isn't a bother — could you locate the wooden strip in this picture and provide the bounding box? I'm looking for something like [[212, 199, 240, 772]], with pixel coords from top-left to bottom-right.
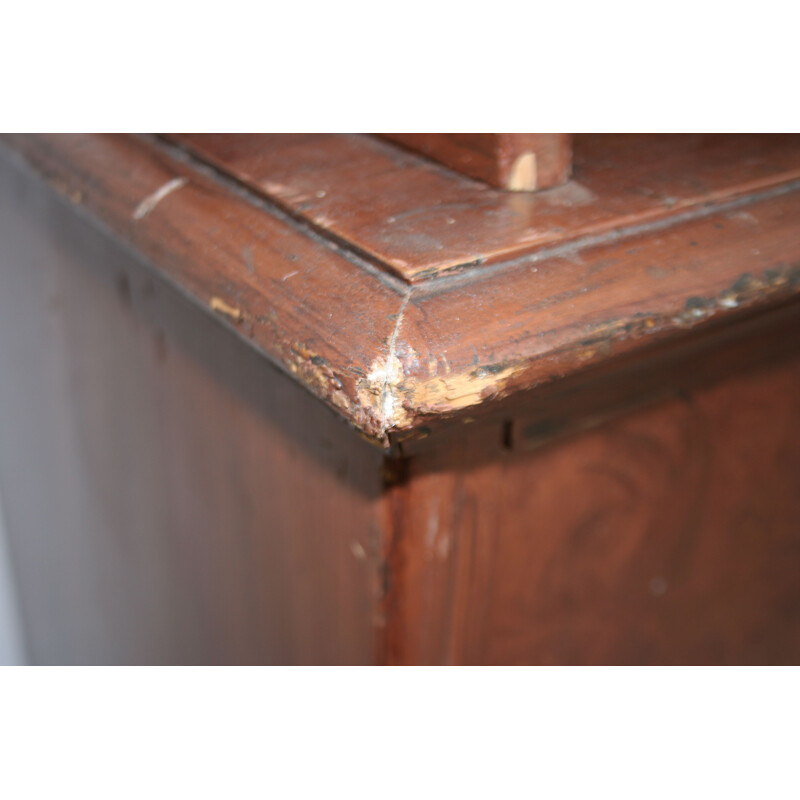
[[4, 134, 800, 450], [388, 185, 800, 441], [0, 161, 385, 662], [0, 133, 405, 444], [377, 133, 572, 191], [166, 133, 800, 282]]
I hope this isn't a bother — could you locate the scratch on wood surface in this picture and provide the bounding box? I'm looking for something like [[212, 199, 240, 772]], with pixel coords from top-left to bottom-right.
[[133, 177, 187, 220], [378, 291, 413, 426], [355, 290, 414, 436], [356, 288, 532, 438], [209, 296, 243, 322], [350, 541, 367, 561]]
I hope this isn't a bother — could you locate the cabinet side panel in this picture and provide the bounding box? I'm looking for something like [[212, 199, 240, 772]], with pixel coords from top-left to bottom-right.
[[0, 150, 384, 665], [387, 353, 800, 664]]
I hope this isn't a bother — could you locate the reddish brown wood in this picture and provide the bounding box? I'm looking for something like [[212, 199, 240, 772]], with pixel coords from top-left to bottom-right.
[[166, 133, 800, 282], [377, 133, 572, 191], [6, 134, 800, 452], [383, 353, 800, 664], [0, 153, 384, 664], [2, 133, 800, 665], [391, 187, 800, 444], [0, 133, 405, 444]]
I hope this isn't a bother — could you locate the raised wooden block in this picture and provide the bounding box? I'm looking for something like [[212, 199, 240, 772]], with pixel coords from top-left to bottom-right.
[[378, 133, 572, 191]]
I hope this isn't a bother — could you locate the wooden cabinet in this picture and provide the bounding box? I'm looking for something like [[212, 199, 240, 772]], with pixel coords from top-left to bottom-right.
[[1, 133, 799, 664]]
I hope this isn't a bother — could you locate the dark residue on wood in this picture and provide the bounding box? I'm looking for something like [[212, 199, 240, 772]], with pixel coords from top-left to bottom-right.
[[6, 133, 800, 450]]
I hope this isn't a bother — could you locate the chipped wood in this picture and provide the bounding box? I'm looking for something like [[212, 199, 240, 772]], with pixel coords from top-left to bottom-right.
[[209, 296, 243, 322], [5, 133, 800, 452], [5, 133, 800, 667]]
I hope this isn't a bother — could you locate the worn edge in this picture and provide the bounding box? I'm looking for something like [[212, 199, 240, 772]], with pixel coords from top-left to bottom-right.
[[4, 134, 800, 452]]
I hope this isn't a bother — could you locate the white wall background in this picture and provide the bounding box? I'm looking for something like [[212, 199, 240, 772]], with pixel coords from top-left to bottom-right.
[[0, 488, 26, 665]]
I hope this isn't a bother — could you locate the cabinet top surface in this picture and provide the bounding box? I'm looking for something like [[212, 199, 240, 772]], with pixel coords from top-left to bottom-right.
[[170, 133, 800, 284], [4, 133, 800, 448]]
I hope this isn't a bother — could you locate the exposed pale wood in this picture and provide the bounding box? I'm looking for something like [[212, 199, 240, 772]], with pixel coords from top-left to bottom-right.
[[6, 134, 800, 450], [2, 133, 800, 666], [383, 354, 800, 664], [0, 153, 384, 664], [390, 189, 800, 444], [377, 133, 572, 191], [393, 297, 800, 457], [167, 133, 800, 282], [0, 133, 405, 444]]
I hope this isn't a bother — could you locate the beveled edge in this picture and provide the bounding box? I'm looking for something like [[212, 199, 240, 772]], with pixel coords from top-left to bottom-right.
[[166, 133, 800, 283], [3, 133, 800, 452]]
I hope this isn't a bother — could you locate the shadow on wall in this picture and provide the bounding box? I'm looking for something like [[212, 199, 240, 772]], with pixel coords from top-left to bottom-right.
[[0, 490, 26, 665]]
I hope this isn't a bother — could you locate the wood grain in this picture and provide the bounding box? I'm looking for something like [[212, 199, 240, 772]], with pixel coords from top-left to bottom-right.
[[0, 133, 406, 444], [377, 134, 572, 191], [0, 152, 385, 664], [390, 186, 800, 444], [167, 133, 800, 281], [383, 353, 800, 664], [5, 135, 800, 450], [2, 134, 800, 665]]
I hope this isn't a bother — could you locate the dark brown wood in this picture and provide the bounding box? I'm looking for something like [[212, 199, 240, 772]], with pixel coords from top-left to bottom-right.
[[2, 133, 800, 665], [0, 150, 385, 664], [377, 133, 572, 191]]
